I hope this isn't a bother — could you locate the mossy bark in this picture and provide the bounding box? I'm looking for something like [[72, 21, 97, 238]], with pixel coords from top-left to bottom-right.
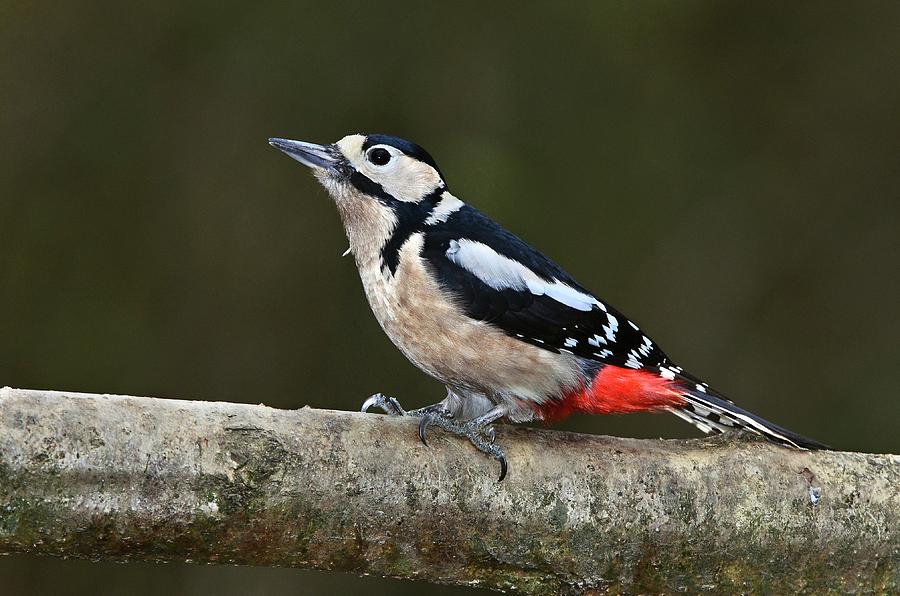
[[0, 387, 896, 594]]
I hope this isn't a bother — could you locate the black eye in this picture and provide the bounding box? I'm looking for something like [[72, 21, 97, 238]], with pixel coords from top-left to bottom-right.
[[367, 147, 391, 166]]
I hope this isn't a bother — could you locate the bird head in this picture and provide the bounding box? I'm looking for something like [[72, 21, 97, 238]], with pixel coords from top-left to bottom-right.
[[269, 133, 451, 256], [269, 133, 445, 203]]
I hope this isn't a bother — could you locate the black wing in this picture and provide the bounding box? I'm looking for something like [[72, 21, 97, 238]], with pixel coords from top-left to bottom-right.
[[420, 205, 671, 369]]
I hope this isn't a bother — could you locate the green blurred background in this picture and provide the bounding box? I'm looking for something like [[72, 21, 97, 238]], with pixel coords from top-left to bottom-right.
[[1, 1, 898, 594]]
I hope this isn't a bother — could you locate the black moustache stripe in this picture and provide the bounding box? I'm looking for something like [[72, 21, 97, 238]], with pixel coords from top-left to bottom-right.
[[348, 171, 444, 275]]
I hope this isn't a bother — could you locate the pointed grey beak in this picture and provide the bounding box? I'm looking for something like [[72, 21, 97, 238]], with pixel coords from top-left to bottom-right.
[[268, 137, 339, 171]]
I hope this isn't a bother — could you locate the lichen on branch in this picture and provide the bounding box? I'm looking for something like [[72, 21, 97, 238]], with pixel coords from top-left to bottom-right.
[[0, 387, 896, 594]]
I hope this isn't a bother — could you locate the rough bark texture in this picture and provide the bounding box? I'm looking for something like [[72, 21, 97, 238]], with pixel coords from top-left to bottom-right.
[[0, 387, 896, 594]]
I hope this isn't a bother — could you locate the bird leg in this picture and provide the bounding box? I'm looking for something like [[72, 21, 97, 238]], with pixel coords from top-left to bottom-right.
[[360, 394, 509, 481]]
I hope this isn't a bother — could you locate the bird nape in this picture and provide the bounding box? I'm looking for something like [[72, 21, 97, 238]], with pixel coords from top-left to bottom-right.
[[269, 133, 826, 481]]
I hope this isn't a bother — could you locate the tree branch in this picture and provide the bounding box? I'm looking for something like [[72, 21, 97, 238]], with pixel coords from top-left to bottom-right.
[[0, 387, 896, 593]]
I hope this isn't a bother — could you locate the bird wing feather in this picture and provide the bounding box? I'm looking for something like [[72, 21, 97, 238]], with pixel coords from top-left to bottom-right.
[[420, 205, 670, 370]]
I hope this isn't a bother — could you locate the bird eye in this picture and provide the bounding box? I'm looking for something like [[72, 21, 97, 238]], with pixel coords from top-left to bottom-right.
[[367, 147, 391, 166]]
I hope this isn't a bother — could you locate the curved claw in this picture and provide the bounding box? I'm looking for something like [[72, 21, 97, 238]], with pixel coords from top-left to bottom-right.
[[360, 394, 381, 413], [496, 453, 508, 482], [360, 393, 406, 416], [484, 427, 496, 444], [418, 415, 432, 446]]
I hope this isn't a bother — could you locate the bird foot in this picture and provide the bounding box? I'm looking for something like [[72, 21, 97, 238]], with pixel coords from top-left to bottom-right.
[[418, 414, 507, 481], [360, 394, 507, 481], [360, 393, 407, 416], [360, 394, 452, 420]]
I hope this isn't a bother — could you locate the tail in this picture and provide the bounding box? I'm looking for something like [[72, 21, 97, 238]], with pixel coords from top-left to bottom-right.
[[669, 374, 828, 450], [541, 363, 827, 449]]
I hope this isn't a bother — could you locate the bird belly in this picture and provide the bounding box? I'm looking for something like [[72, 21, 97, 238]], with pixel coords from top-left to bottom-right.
[[356, 233, 584, 422]]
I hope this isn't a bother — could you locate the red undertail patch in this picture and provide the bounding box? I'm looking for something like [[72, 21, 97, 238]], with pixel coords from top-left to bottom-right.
[[540, 365, 686, 421]]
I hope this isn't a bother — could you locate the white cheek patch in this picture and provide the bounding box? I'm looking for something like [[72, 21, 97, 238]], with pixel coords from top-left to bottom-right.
[[336, 136, 443, 203], [447, 239, 601, 312], [372, 155, 443, 202]]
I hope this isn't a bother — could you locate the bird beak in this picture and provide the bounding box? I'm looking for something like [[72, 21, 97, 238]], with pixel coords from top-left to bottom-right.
[[268, 138, 341, 173]]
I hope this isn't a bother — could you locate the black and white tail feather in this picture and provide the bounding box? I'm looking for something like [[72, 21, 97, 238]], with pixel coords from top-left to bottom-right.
[[669, 375, 828, 450]]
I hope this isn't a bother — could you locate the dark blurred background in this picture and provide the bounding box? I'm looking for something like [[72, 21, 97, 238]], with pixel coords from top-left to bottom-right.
[[1, 1, 898, 594]]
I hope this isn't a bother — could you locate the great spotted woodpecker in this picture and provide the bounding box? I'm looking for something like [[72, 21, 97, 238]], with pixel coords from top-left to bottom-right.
[[270, 133, 826, 480]]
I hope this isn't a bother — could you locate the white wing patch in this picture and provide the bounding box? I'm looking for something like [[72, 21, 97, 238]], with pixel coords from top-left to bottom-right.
[[638, 335, 654, 356], [446, 239, 601, 312], [587, 335, 607, 347], [624, 350, 643, 369], [425, 192, 464, 225], [601, 312, 618, 341]]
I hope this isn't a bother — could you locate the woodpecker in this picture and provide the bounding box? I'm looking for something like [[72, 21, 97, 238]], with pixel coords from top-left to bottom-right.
[[269, 133, 826, 480]]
